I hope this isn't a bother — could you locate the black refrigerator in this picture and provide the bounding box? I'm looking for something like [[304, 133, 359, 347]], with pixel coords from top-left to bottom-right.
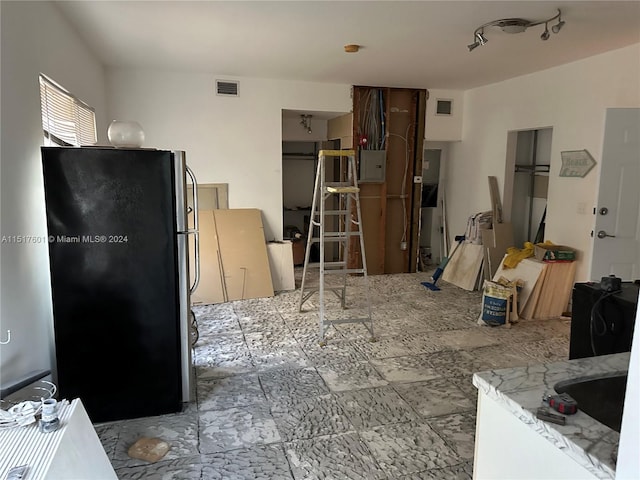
[[41, 147, 199, 422]]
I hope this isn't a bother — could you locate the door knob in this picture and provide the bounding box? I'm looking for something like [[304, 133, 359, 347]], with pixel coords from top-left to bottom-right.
[[599, 207, 608, 215], [597, 230, 615, 239]]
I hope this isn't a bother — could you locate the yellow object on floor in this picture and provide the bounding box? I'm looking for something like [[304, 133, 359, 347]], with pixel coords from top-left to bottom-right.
[[503, 240, 555, 269]]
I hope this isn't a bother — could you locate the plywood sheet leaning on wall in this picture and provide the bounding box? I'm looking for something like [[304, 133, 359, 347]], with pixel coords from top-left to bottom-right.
[[191, 209, 274, 304], [531, 261, 577, 319], [214, 209, 274, 301], [190, 210, 225, 305], [442, 241, 485, 291]]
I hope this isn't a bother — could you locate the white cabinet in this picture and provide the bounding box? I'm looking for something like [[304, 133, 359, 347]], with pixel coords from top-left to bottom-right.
[[0, 398, 116, 479]]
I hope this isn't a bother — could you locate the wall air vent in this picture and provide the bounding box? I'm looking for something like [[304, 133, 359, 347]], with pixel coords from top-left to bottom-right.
[[216, 80, 239, 97], [436, 99, 453, 116]]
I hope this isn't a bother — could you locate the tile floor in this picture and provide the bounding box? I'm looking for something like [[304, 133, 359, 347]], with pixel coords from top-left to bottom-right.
[[95, 271, 570, 479]]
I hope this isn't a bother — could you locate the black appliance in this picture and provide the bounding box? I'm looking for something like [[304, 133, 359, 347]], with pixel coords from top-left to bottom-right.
[[570, 281, 639, 360], [41, 147, 199, 422]]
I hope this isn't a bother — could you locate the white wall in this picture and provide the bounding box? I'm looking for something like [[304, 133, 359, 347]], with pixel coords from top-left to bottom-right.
[[0, 1, 107, 388], [106, 70, 351, 241], [447, 44, 640, 281]]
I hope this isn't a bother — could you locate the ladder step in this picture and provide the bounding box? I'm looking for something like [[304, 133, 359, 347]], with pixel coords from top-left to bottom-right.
[[324, 268, 366, 275], [324, 231, 360, 237], [314, 210, 349, 216], [319, 149, 355, 157], [307, 262, 347, 269], [326, 186, 360, 194], [301, 286, 345, 293], [323, 317, 372, 326]]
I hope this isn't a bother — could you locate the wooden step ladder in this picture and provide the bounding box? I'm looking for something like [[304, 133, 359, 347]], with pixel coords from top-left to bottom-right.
[[298, 150, 374, 345]]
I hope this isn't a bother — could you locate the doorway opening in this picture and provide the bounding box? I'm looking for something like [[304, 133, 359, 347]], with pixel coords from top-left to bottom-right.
[[419, 148, 443, 268], [281, 109, 347, 264], [504, 128, 552, 248]]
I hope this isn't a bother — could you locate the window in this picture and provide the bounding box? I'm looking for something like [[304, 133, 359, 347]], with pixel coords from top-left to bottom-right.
[[39, 74, 96, 146]]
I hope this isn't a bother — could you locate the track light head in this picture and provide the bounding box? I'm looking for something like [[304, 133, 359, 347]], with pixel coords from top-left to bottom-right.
[[468, 41, 480, 52], [475, 30, 488, 45], [541, 23, 550, 41], [300, 114, 313, 134], [552, 19, 565, 34]]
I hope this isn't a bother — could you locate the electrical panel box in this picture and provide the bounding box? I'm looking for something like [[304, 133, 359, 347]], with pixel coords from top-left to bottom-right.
[[359, 150, 386, 182]]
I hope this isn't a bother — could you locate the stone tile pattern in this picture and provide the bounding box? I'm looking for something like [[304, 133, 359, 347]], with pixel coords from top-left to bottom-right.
[[93, 272, 571, 479]]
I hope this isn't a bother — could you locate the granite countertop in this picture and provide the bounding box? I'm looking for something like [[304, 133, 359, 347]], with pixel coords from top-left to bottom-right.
[[473, 352, 630, 480]]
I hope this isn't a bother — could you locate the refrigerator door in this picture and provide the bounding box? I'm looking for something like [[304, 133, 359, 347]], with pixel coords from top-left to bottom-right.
[[173, 150, 198, 402], [42, 147, 183, 422]]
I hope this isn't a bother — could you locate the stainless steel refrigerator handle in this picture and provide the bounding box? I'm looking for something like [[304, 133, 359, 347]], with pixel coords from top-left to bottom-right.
[[186, 165, 200, 293]]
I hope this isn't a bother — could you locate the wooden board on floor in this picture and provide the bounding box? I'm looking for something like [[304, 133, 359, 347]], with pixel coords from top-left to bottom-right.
[[442, 241, 485, 291], [493, 256, 547, 314]]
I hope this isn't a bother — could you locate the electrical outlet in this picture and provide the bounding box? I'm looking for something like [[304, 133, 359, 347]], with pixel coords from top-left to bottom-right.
[[413, 176, 422, 183]]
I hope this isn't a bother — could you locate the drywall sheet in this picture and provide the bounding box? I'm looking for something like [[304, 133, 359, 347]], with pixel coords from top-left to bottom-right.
[[190, 210, 225, 305], [267, 241, 295, 292], [214, 209, 274, 301], [442, 242, 484, 291], [482, 223, 514, 280], [493, 256, 547, 314]]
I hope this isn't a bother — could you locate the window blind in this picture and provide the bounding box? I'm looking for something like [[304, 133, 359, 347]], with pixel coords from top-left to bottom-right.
[[39, 74, 96, 146]]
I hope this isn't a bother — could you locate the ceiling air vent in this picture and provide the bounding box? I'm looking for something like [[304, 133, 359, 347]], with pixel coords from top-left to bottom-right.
[[216, 80, 239, 97]]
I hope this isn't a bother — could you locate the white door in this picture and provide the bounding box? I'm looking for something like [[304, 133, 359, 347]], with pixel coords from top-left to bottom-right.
[[591, 108, 640, 281]]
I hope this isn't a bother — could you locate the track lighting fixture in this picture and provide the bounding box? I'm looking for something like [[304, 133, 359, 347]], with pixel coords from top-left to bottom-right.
[[300, 114, 312, 134], [540, 23, 550, 41], [467, 9, 564, 51]]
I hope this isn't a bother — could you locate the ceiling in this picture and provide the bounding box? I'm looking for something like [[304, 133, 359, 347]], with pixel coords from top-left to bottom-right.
[[54, 1, 640, 90]]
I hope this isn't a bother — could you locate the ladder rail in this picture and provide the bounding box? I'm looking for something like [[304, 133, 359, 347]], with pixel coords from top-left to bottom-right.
[[298, 157, 323, 312]]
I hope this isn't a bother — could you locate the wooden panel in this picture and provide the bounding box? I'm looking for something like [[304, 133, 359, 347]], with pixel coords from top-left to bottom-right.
[[532, 261, 577, 319], [482, 223, 514, 280], [359, 184, 385, 275], [385, 88, 415, 273], [214, 209, 274, 301], [190, 210, 225, 305], [520, 266, 548, 320], [266, 241, 295, 292], [493, 256, 547, 314], [442, 242, 484, 291]]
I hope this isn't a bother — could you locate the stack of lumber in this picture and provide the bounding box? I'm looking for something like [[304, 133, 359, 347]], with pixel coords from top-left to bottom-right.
[[493, 255, 576, 319]]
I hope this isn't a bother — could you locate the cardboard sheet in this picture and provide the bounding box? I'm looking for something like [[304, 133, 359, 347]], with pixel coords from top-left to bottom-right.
[[190, 210, 225, 305], [214, 209, 274, 301], [191, 209, 274, 304], [267, 241, 296, 292]]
